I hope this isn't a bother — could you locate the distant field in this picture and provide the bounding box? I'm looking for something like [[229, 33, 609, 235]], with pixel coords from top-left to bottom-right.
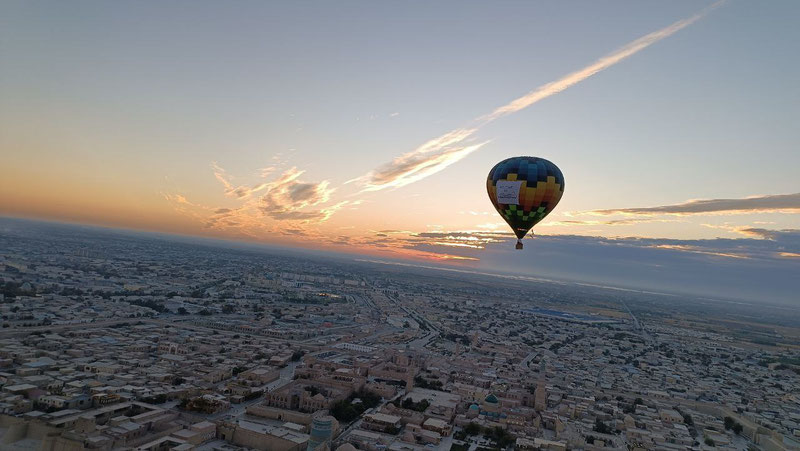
[[520, 307, 621, 324]]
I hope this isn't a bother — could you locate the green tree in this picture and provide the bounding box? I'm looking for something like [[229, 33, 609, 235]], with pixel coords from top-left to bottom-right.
[[593, 419, 611, 434], [724, 416, 735, 430], [464, 423, 481, 436]]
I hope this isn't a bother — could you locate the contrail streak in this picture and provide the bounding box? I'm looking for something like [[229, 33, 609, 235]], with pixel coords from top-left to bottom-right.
[[482, 0, 725, 122], [359, 1, 724, 192]]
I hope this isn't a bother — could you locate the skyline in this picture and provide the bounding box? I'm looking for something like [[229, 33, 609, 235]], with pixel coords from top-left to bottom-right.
[[1, 1, 798, 298], [2, 216, 797, 306]]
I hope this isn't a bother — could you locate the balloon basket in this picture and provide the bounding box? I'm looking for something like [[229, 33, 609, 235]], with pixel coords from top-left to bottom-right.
[[515, 240, 523, 250]]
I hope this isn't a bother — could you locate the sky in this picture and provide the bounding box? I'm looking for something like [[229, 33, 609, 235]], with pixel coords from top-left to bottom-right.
[[1, 1, 799, 302]]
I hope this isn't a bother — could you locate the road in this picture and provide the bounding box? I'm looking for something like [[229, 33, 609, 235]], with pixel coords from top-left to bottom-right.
[[266, 361, 298, 392], [408, 331, 438, 350], [518, 350, 538, 371], [620, 299, 652, 343]]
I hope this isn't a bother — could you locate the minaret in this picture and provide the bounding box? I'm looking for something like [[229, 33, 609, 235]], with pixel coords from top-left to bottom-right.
[[534, 359, 547, 412]]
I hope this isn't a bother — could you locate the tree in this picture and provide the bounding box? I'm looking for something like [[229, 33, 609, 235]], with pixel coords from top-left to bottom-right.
[[732, 423, 743, 435], [593, 419, 611, 434], [705, 437, 715, 447], [484, 426, 515, 448], [329, 389, 382, 423], [464, 422, 481, 436], [177, 307, 188, 315], [724, 416, 735, 430], [401, 398, 430, 412]]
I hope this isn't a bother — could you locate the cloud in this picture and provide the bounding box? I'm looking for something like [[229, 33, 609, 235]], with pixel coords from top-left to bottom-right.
[[354, 2, 722, 192], [360, 229, 517, 253], [406, 227, 793, 264], [258, 168, 341, 221], [582, 193, 800, 216], [358, 134, 488, 191], [649, 244, 749, 259], [472, 230, 798, 304], [211, 162, 271, 199], [330, 226, 797, 304], [400, 226, 800, 264], [544, 218, 684, 227], [211, 162, 233, 191], [163, 193, 193, 206], [542, 231, 800, 262], [165, 163, 349, 242], [734, 227, 800, 241], [259, 166, 277, 178]]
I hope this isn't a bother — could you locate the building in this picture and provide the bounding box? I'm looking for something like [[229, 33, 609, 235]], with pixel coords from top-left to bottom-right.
[[307, 415, 337, 451]]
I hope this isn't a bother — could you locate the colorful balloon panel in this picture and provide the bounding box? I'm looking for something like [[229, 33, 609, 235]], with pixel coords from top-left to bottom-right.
[[486, 156, 565, 240]]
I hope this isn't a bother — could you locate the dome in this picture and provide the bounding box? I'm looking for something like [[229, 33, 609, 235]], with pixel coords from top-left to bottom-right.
[[484, 394, 499, 404], [469, 404, 479, 410], [336, 444, 357, 451]]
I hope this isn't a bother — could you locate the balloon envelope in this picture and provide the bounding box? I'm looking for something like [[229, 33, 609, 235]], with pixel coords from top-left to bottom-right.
[[486, 156, 565, 241]]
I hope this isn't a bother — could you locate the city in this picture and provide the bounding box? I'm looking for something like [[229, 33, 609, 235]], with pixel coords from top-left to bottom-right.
[[1, 219, 798, 450], [3, 1, 800, 450]]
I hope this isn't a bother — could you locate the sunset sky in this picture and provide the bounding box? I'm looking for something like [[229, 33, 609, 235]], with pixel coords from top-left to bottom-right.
[[1, 1, 798, 298]]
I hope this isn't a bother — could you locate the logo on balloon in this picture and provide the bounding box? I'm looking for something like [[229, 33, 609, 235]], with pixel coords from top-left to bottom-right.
[[495, 180, 523, 205]]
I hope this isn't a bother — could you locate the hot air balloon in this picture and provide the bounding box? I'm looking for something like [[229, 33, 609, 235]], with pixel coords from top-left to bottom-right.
[[487, 156, 564, 249]]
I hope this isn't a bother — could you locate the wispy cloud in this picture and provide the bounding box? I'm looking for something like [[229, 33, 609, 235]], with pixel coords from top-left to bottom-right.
[[354, 130, 488, 191], [165, 163, 353, 242], [212, 162, 270, 199], [543, 218, 685, 227], [211, 162, 233, 191], [361, 225, 800, 266], [733, 227, 800, 242], [471, 232, 797, 304], [258, 167, 338, 221], [582, 193, 800, 216], [208, 164, 348, 222], [649, 244, 749, 259], [354, 1, 722, 192]]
